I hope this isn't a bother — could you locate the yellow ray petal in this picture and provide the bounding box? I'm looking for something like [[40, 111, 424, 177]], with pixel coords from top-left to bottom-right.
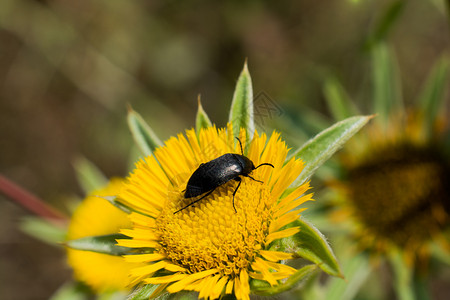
[[251, 257, 278, 286], [130, 260, 168, 277], [167, 269, 219, 293], [225, 279, 234, 294], [145, 273, 188, 284], [259, 250, 293, 262], [265, 227, 300, 245], [211, 276, 228, 299], [124, 253, 165, 263]]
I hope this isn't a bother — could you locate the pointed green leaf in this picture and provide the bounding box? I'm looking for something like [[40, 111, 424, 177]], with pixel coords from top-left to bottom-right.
[[65, 233, 132, 256], [228, 61, 254, 137], [72, 156, 108, 194], [323, 75, 359, 121], [195, 96, 212, 134], [272, 218, 343, 278], [19, 216, 67, 245], [250, 265, 317, 296], [372, 43, 403, 125], [417, 56, 449, 137], [127, 106, 163, 157], [289, 115, 373, 186]]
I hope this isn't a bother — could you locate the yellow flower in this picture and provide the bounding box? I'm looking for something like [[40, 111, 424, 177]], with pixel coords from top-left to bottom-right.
[[66, 179, 141, 293], [332, 110, 450, 266], [117, 124, 312, 299]]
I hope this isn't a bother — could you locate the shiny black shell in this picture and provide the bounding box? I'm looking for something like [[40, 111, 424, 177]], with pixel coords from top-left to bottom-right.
[[184, 153, 254, 198]]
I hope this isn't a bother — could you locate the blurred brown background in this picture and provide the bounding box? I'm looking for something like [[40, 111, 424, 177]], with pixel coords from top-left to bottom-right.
[[0, 0, 448, 299]]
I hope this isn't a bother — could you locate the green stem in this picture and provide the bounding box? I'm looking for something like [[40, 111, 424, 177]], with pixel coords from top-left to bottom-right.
[[0, 174, 68, 224]]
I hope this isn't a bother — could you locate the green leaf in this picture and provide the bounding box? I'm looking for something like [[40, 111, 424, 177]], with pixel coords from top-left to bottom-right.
[[228, 61, 254, 137], [417, 56, 449, 137], [250, 265, 317, 296], [72, 156, 108, 195], [127, 106, 163, 157], [272, 218, 343, 278], [128, 284, 167, 300], [323, 75, 359, 121], [364, 0, 405, 51], [371, 43, 403, 124], [19, 216, 67, 245], [195, 96, 212, 134], [325, 253, 371, 300], [65, 233, 132, 256], [388, 250, 414, 300], [289, 115, 373, 186], [167, 291, 199, 300]]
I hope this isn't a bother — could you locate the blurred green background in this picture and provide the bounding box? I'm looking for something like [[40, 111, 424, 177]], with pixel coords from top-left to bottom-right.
[[0, 0, 448, 299]]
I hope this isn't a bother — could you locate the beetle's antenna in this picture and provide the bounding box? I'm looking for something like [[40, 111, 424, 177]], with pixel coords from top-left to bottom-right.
[[254, 163, 274, 169], [235, 137, 244, 155]]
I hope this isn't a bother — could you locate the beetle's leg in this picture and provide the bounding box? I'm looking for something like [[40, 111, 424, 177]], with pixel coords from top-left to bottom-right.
[[232, 177, 242, 213], [174, 189, 215, 214], [243, 174, 263, 184]]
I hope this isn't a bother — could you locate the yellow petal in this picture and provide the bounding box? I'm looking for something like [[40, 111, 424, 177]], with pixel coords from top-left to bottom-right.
[[265, 227, 300, 245], [130, 260, 168, 277], [167, 269, 219, 293], [124, 253, 165, 263], [145, 273, 188, 284], [259, 250, 293, 262]]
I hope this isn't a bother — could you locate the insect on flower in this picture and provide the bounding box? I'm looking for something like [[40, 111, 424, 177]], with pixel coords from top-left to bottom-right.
[[175, 137, 274, 214]]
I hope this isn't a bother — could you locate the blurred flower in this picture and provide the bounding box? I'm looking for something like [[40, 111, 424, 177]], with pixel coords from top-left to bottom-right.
[[326, 47, 450, 268], [117, 124, 312, 300], [333, 111, 450, 265], [66, 178, 140, 293]]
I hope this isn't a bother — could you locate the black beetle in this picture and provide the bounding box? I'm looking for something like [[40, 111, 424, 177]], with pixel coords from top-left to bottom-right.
[[174, 137, 274, 214]]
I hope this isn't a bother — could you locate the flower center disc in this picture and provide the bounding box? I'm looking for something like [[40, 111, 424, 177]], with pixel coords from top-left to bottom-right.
[[347, 145, 450, 248], [156, 178, 273, 276]]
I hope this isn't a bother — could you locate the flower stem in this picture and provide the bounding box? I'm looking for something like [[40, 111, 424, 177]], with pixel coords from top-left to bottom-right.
[[0, 174, 68, 224]]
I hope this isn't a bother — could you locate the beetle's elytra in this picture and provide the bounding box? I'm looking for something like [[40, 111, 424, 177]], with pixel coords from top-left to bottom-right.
[[174, 137, 274, 214]]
